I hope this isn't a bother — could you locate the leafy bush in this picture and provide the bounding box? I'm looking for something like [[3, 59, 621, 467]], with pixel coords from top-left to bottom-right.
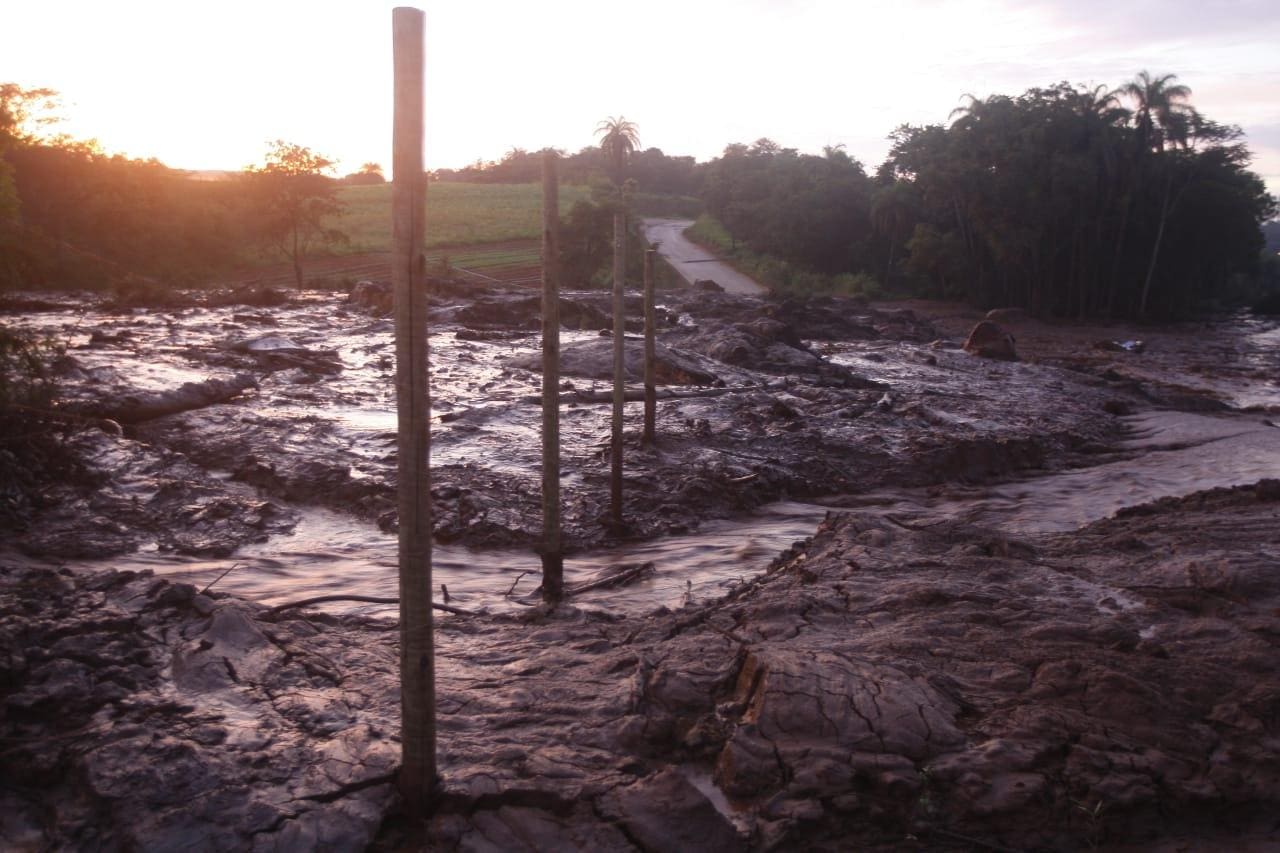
[[0, 328, 88, 528]]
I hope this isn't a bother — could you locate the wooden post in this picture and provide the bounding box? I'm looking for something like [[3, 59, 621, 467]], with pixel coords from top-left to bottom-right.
[[642, 247, 656, 445], [610, 209, 625, 526], [540, 150, 563, 601], [392, 5, 435, 820]]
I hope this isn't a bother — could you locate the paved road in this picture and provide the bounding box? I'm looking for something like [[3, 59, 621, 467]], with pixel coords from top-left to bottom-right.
[[640, 218, 767, 296]]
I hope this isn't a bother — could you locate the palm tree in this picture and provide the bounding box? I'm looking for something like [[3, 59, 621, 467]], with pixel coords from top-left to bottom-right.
[[1071, 84, 1128, 127], [595, 116, 640, 185], [1120, 72, 1198, 318], [947, 93, 985, 127], [1122, 71, 1192, 153], [595, 116, 639, 527]]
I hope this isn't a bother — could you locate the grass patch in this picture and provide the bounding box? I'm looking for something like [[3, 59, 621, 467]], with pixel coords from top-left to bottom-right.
[[336, 182, 590, 252], [685, 214, 882, 298]]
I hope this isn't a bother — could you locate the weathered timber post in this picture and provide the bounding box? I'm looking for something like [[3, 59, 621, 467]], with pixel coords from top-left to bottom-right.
[[610, 209, 625, 526], [540, 150, 563, 601], [642, 248, 657, 445], [391, 5, 435, 819]]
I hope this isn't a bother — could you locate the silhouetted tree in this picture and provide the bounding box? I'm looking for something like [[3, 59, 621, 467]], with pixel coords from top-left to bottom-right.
[[343, 162, 386, 185], [244, 141, 347, 288]]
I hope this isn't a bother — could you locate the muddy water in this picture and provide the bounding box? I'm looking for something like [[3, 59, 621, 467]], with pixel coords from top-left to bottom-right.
[[96, 408, 1278, 614], [14, 295, 1280, 618], [833, 410, 1280, 534], [100, 501, 825, 616]]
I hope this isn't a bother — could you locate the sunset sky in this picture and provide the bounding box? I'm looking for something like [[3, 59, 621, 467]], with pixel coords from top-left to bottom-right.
[[5, 0, 1279, 195]]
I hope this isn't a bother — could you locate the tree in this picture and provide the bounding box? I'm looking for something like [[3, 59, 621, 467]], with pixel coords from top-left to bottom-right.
[[1122, 71, 1193, 153], [0, 85, 59, 248], [867, 76, 1271, 318], [871, 181, 918, 287], [343, 162, 386, 185], [595, 116, 640, 185], [0, 84, 60, 144], [244, 141, 346, 288]]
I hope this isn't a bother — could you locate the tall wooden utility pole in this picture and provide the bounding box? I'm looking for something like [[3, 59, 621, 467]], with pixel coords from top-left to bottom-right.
[[610, 209, 625, 526], [391, 5, 435, 819], [642, 247, 657, 445], [540, 150, 563, 601]]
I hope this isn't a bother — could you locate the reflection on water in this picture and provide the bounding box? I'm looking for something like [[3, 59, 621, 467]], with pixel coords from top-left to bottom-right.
[[98, 502, 827, 617]]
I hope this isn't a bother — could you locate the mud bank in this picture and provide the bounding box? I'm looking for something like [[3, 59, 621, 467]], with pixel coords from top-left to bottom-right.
[[3, 480, 1277, 850]]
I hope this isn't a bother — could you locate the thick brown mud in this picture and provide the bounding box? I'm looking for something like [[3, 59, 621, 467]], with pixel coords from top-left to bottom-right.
[[3, 481, 1277, 849], [2, 283, 1279, 850], [4, 284, 1135, 561]]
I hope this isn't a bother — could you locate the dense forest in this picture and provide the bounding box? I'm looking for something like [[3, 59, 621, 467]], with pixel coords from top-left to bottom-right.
[[700, 74, 1276, 319], [2, 74, 1276, 319]]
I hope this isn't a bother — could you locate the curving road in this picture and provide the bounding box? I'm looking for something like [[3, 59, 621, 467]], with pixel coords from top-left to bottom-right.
[[640, 218, 767, 296]]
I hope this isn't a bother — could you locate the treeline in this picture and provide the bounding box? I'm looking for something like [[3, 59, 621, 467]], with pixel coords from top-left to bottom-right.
[[701, 74, 1275, 319], [2, 139, 247, 288], [0, 86, 359, 290], [0, 85, 262, 289], [4, 75, 1274, 315], [439, 144, 704, 285], [701, 140, 880, 290], [434, 145, 700, 198], [430, 72, 1276, 319]]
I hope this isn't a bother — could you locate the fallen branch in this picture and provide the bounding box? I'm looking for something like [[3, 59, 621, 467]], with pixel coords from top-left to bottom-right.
[[519, 385, 751, 405], [200, 562, 242, 596], [564, 561, 655, 597], [504, 570, 531, 596], [261, 594, 475, 617], [85, 373, 258, 424]]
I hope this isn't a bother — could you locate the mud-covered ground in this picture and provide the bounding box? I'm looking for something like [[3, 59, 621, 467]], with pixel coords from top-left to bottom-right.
[[3, 482, 1277, 850], [2, 282, 1279, 850], [2, 282, 1135, 560]]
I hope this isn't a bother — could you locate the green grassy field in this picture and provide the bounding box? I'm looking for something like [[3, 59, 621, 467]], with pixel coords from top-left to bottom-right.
[[337, 182, 590, 252]]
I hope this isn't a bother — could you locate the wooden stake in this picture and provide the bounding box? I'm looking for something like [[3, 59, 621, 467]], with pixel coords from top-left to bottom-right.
[[643, 247, 656, 445], [540, 150, 563, 600], [391, 5, 435, 820], [610, 209, 625, 526]]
